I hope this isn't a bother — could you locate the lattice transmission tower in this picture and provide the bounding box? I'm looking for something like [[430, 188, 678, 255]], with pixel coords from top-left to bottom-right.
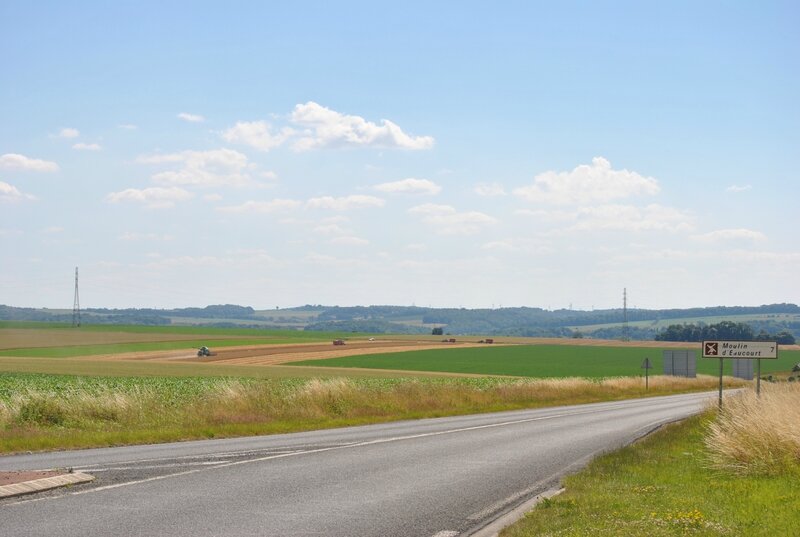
[[622, 287, 629, 341], [72, 267, 81, 328]]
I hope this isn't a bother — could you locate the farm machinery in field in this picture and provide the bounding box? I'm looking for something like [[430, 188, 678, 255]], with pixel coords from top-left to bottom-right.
[[197, 346, 216, 357]]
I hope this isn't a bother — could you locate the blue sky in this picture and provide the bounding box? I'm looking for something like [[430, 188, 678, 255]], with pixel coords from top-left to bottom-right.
[[1, 1, 798, 310]]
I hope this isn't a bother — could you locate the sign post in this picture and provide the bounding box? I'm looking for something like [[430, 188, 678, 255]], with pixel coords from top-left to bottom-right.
[[641, 358, 652, 390], [702, 340, 778, 407]]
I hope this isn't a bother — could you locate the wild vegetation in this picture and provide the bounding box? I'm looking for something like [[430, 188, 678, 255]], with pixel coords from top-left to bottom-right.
[[0, 373, 735, 453], [705, 384, 800, 475]]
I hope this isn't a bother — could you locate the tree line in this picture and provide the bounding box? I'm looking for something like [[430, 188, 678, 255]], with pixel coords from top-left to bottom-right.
[[654, 321, 795, 344]]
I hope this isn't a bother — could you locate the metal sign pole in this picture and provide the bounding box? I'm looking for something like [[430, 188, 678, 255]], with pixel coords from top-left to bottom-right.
[[718, 357, 723, 409], [646, 364, 649, 390], [756, 359, 761, 397]]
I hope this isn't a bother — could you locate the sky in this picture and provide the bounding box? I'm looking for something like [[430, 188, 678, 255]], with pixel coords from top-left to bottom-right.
[[1, 1, 798, 311]]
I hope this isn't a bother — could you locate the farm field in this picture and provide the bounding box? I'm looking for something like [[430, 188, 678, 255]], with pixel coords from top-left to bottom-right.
[[291, 344, 800, 378], [569, 312, 800, 332], [0, 322, 366, 358]]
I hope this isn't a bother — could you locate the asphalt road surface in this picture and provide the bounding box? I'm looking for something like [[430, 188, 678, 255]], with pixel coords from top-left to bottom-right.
[[0, 392, 715, 536]]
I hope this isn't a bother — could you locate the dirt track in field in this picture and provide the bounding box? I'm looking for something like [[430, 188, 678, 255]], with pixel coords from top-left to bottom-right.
[[85, 339, 494, 365]]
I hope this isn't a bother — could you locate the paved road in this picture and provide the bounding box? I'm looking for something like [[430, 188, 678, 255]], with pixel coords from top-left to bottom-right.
[[0, 392, 715, 536]]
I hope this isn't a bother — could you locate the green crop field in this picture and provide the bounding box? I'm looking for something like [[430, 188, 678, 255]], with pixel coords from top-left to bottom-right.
[[292, 345, 800, 378]]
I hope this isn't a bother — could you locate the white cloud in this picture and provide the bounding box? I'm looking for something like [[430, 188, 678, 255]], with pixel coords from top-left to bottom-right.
[[567, 204, 694, 232], [118, 124, 138, 130], [726, 184, 752, 193], [139, 148, 252, 188], [409, 203, 497, 235], [222, 121, 293, 152], [106, 187, 193, 209], [55, 128, 80, 139], [72, 142, 102, 151], [177, 112, 205, 123], [306, 195, 385, 211], [514, 157, 659, 204], [203, 193, 223, 202], [314, 224, 347, 235], [482, 239, 515, 251], [331, 236, 369, 246], [691, 228, 767, 242], [474, 182, 506, 196], [514, 208, 578, 222], [290, 101, 434, 151], [0, 181, 36, 202], [374, 178, 441, 195], [0, 153, 59, 172], [261, 171, 278, 181], [216, 198, 302, 213], [42, 226, 64, 233]]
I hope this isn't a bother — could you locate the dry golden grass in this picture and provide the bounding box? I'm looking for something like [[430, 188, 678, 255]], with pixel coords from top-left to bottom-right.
[[0, 374, 740, 453], [705, 383, 800, 475]]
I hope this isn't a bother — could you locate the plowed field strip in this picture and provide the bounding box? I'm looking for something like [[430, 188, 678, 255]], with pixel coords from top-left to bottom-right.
[[76, 340, 494, 364]]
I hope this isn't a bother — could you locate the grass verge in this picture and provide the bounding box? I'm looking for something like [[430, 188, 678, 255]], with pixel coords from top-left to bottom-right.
[[0, 373, 741, 453], [502, 386, 800, 537]]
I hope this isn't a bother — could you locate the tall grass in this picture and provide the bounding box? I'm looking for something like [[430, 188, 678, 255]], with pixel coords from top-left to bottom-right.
[[705, 384, 800, 475], [0, 373, 739, 453]]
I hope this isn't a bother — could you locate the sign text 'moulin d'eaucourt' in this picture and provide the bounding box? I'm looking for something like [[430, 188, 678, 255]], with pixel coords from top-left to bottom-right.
[[702, 340, 778, 359]]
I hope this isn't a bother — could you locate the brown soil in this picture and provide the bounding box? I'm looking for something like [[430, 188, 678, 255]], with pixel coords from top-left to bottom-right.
[[0, 470, 65, 486], [87, 340, 494, 365]]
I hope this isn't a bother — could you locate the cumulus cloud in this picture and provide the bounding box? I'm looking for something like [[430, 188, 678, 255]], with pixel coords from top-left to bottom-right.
[[139, 149, 252, 188], [726, 184, 752, 193], [514, 157, 659, 204], [72, 142, 102, 151], [0, 153, 59, 172], [290, 101, 434, 151], [0, 181, 37, 202], [691, 228, 766, 242], [474, 182, 506, 196], [106, 187, 193, 209], [216, 199, 303, 213], [306, 195, 385, 211], [409, 203, 496, 235], [566, 204, 694, 232], [177, 112, 205, 123], [314, 224, 348, 235], [330, 236, 369, 246], [222, 121, 294, 152], [55, 128, 80, 139], [374, 178, 441, 195]]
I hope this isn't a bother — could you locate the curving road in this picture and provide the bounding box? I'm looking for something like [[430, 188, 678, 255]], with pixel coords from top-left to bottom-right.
[[0, 391, 715, 536]]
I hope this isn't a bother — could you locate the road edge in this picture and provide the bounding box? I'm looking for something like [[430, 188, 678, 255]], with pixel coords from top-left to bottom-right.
[[0, 472, 94, 498]]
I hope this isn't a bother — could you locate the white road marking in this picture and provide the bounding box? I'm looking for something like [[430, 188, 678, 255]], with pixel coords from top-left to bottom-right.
[[84, 461, 231, 472], [431, 531, 459, 537]]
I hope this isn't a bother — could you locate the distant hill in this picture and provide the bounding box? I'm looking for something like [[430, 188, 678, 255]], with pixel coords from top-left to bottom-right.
[[2, 303, 799, 341]]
